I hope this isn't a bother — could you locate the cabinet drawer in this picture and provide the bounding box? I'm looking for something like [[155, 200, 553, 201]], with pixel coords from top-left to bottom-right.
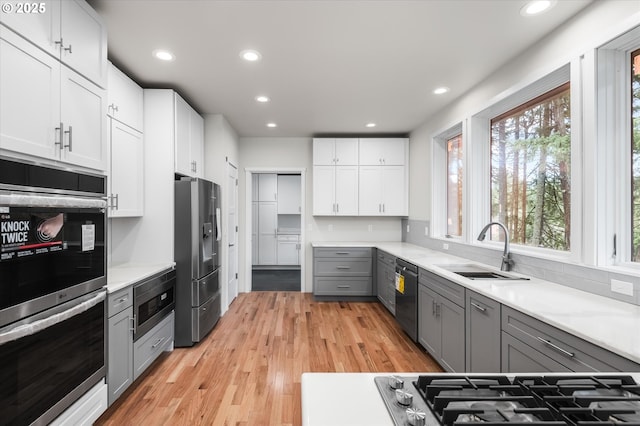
[[314, 277, 372, 296], [377, 249, 396, 267], [133, 311, 174, 380], [107, 287, 133, 317], [314, 247, 372, 258], [418, 268, 465, 307], [502, 306, 640, 372], [314, 257, 372, 276]]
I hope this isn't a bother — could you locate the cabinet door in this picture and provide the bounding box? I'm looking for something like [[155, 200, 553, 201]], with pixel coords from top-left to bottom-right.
[[466, 291, 501, 372], [359, 138, 384, 165], [277, 241, 299, 265], [190, 109, 204, 177], [376, 259, 387, 305], [60, 66, 107, 170], [379, 138, 407, 165], [60, 0, 107, 87], [381, 166, 407, 216], [312, 166, 335, 215], [418, 285, 441, 357], [107, 307, 133, 406], [439, 297, 465, 372], [277, 174, 301, 214], [258, 173, 278, 202], [334, 166, 358, 215], [174, 94, 192, 176], [109, 120, 143, 217], [0, 0, 60, 58], [358, 166, 382, 215], [107, 63, 143, 131], [334, 138, 358, 165], [0, 27, 60, 160], [258, 202, 277, 265], [313, 138, 335, 165]]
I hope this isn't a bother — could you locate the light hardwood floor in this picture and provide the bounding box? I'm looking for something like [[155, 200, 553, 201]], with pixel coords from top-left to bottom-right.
[[95, 292, 442, 426]]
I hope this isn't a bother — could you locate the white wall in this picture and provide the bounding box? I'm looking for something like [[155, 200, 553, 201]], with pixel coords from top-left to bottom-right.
[[409, 0, 640, 221], [239, 137, 403, 292], [203, 114, 240, 313]]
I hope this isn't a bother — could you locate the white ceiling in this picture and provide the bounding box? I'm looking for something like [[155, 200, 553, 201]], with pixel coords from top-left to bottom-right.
[[88, 0, 593, 138]]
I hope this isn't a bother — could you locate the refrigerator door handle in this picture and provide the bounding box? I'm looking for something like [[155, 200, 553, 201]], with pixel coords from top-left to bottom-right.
[[215, 207, 222, 241]]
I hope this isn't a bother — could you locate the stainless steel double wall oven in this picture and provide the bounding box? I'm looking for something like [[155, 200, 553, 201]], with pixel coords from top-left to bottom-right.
[[0, 158, 107, 425]]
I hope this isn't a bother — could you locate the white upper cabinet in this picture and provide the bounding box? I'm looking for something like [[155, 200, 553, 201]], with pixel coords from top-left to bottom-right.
[[0, 27, 106, 171], [174, 93, 204, 177], [359, 166, 407, 216], [0, 0, 107, 87], [108, 119, 143, 218], [312, 165, 358, 216], [107, 63, 143, 131], [258, 173, 277, 202], [359, 138, 407, 165], [313, 138, 358, 165], [277, 174, 301, 214]]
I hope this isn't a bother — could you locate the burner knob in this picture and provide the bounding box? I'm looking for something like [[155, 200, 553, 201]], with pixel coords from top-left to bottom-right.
[[406, 407, 426, 426], [388, 375, 404, 389], [395, 389, 413, 406]]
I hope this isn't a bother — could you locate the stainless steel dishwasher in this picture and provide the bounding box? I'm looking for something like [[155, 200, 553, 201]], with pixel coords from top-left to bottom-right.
[[394, 258, 418, 342]]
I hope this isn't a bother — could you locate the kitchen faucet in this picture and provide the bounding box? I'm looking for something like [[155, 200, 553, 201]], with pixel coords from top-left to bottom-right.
[[477, 221, 513, 271]]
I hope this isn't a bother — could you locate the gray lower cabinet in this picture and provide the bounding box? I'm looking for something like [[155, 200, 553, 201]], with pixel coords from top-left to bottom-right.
[[134, 311, 174, 380], [107, 288, 134, 406], [313, 247, 373, 297], [418, 269, 465, 372], [466, 290, 501, 372], [502, 305, 640, 373], [376, 250, 396, 314]]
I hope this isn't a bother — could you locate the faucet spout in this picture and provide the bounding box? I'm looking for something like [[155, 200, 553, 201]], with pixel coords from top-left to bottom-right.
[[477, 221, 512, 271]]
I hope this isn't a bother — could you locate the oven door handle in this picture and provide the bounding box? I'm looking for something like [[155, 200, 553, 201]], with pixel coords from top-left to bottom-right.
[[0, 193, 107, 209], [0, 291, 105, 345]]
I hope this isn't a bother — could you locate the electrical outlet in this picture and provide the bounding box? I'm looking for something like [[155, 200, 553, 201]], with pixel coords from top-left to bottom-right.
[[328, 224, 333, 232], [611, 279, 634, 296], [443, 243, 449, 250], [424, 226, 429, 236], [368, 224, 373, 232], [406, 224, 410, 233]]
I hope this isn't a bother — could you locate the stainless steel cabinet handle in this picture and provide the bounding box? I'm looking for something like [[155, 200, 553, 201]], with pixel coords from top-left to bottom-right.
[[336, 203, 339, 213], [114, 193, 119, 210], [130, 316, 136, 334], [64, 44, 72, 54], [382, 204, 385, 213], [471, 302, 487, 312], [436, 303, 441, 317], [118, 297, 127, 303], [536, 336, 575, 358], [64, 126, 72, 151], [337, 285, 350, 289], [336, 266, 351, 270], [432, 300, 436, 316], [335, 252, 350, 255], [55, 122, 64, 150], [151, 337, 165, 349]]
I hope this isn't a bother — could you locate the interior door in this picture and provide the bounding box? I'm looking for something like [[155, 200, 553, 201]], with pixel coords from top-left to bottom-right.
[[227, 163, 239, 304]]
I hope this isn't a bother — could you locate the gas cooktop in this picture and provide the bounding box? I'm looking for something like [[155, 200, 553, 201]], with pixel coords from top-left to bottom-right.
[[375, 374, 640, 426]]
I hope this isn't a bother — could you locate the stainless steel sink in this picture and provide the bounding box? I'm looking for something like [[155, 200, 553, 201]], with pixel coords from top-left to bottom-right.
[[435, 264, 530, 280]]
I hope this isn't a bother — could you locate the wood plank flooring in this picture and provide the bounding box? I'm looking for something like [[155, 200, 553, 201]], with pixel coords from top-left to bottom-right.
[[95, 292, 442, 426]]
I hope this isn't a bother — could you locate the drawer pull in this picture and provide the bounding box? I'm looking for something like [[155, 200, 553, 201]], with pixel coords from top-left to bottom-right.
[[471, 302, 487, 312], [337, 285, 351, 289], [335, 266, 351, 270], [536, 336, 575, 358], [151, 337, 166, 349], [335, 252, 351, 255], [117, 297, 127, 303]]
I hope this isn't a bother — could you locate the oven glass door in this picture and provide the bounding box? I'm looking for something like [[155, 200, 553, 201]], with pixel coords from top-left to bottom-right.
[[0, 205, 105, 315], [0, 292, 105, 425]]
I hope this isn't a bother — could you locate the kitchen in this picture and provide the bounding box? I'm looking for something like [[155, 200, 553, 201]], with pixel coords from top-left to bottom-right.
[[1, 0, 640, 425]]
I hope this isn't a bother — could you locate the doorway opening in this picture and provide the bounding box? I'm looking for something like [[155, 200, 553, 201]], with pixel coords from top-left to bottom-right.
[[250, 172, 303, 291]]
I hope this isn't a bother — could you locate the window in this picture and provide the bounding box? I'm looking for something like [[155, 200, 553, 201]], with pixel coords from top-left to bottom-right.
[[490, 83, 571, 250], [631, 49, 640, 261], [446, 134, 463, 237]]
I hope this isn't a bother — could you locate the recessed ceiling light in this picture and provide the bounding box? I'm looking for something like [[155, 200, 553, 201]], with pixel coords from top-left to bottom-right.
[[433, 87, 450, 95], [365, 123, 376, 128], [240, 49, 262, 62], [152, 49, 175, 61], [255, 95, 270, 103], [266, 122, 277, 128], [520, 0, 556, 16]]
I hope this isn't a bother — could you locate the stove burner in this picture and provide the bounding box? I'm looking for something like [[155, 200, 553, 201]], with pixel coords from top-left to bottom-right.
[[377, 375, 640, 426]]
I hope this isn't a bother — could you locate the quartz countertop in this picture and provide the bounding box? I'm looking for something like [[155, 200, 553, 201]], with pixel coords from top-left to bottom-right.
[[311, 241, 640, 365], [107, 262, 175, 293], [300, 372, 640, 426]]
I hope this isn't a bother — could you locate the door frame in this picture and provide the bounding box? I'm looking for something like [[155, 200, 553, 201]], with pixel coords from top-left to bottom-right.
[[245, 167, 306, 292], [227, 161, 239, 307]]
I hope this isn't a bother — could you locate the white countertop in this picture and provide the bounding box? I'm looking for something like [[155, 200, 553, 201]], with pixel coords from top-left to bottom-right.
[[107, 262, 175, 293], [311, 241, 640, 365], [301, 372, 640, 426]]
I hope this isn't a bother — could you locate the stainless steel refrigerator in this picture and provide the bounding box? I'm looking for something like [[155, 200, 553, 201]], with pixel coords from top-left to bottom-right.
[[174, 177, 221, 347]]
